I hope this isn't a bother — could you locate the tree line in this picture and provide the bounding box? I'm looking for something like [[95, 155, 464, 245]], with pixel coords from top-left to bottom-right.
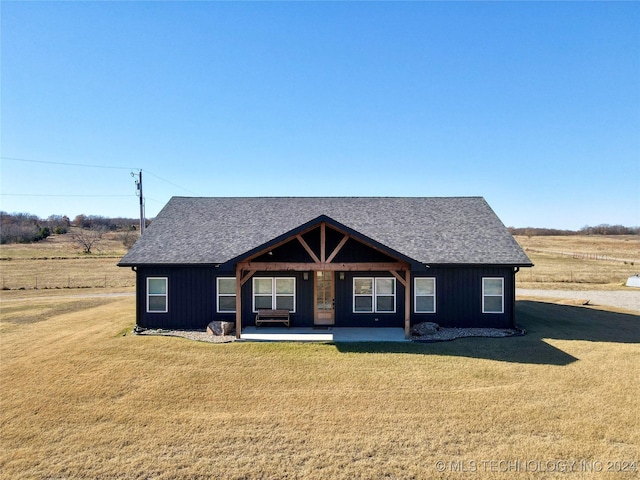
[[508, 225, 639, 236], [2, 211, 637, 245], [1, 212, 140, 244]]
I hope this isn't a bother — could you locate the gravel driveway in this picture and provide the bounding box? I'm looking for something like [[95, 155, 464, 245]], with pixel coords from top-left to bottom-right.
[[517, 289, 640, 314]]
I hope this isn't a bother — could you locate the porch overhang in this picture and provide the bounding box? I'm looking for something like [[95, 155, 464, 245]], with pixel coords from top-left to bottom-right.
[[237, 261, 409, 272], [234, 220, 413, 340]]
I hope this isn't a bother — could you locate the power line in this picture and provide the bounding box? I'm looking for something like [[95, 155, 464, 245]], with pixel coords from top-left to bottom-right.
[[144, 170, 200, 196], [1, 156, 137, 170], [1, 193, 134, 198], [2, 155, 200, 196]]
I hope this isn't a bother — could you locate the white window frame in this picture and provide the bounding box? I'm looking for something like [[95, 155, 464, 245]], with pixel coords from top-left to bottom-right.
[[353, 277, 396, 313], [146, 277, 168, 313], [414, 277, 436, 313], [353, 277, 374, 313], [217, 277, 236, 313], [482, 277, 504, 314], [252, 277, 296, 313]]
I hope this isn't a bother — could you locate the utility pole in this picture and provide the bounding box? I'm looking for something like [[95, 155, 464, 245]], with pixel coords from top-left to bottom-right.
[[132, 170, 145, 234]]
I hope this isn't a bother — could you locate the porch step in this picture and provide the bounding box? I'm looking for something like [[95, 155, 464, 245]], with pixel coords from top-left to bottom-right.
[[239, 327, 408, 342]]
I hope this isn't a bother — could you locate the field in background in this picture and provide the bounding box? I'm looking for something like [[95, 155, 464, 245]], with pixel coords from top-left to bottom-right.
[[1, 233, 638, 291], [515, 235, 639, 290], [0, 230, 135, 290]]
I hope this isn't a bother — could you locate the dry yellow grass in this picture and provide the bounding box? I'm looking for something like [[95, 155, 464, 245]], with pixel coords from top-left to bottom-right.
[[515, 235, 640, 290], [1, 290, 639, 479]]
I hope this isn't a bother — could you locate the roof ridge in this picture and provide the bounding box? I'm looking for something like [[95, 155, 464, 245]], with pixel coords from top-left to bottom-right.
[[169, 195, 486, 200]]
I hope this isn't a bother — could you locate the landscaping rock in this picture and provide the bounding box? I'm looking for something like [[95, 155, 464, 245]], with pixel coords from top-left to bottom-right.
[[207, 321, 234, 336], [411, 322, 440, 336], [412, 327, 519, 342]]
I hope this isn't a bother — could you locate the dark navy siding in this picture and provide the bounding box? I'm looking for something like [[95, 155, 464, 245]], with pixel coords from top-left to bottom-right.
[[333, 271, 406, 328], [136, 265, 516, 330], [412, 266, 515, 328], [137, 266, 215, 330], [239, 272, 314, 328]]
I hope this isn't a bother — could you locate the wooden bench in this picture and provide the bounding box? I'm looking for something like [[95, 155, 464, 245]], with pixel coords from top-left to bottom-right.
[[255, 309, 290, 328]]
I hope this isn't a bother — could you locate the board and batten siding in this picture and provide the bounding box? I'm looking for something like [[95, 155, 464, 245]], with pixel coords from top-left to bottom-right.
[[239, 272, 314, 328], [334, 271, 406, 328], [136, 266, 216, 330], [136, 265, 516, 330], [412, 266, 516, 329]]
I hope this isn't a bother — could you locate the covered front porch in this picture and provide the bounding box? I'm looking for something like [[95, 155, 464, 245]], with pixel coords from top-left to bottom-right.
[[232, 219, 418, 339], [239, 326, 409, 342]]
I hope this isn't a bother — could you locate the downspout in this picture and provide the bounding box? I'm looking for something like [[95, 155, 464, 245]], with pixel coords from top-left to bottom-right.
[[131, 266, 139, 328], [235, 265, 242, 339], [512, 267, 520, 328]]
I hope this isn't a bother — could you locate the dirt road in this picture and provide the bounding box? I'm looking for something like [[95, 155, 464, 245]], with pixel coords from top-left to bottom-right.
[[517, 289, 640, 313]]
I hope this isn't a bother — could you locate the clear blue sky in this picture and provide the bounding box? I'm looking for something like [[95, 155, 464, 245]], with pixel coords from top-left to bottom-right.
[[1, 1, 639, 229]]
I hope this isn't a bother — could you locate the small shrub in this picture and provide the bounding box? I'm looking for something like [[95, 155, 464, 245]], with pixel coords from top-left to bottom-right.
[[36, 227, 51, 241], [118, 230, 139, 250]]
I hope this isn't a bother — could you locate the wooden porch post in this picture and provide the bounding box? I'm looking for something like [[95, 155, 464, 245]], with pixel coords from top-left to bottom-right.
[[390, 268, 412, 339], [404, 270, 411, 339]]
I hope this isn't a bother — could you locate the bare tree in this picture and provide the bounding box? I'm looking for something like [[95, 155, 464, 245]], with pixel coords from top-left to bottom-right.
[[71, 226, 106, 254]]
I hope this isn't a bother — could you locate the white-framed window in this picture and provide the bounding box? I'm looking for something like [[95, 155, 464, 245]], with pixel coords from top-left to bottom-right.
[[415, 277, 436, 313], [147, 277, 168, 313], [217, 277, 236, 313], [482, 277, 504, 313], [252, 277, 296, 312], [353, 277, 396, 313]]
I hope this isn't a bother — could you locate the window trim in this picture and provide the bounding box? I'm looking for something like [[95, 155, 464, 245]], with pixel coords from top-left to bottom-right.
[[353, 277, 396, 314], [482, 277, 504, 314], [146, 277, 168, 313], [252, 277, 296, 313], [414, 277, 436, 314], [353, 277, 374, 313], [217, 277, 236, 313]]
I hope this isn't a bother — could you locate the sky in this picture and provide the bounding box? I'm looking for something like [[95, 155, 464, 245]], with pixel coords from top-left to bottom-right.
[[1, 1, 639, 230]]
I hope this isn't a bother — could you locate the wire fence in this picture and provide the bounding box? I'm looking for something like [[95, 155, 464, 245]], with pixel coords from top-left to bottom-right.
[[1, 274, 135, 290], [525, 248, 638, 265]]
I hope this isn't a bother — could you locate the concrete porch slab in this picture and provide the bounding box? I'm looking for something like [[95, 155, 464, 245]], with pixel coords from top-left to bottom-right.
[[240, 327, 408, 342]]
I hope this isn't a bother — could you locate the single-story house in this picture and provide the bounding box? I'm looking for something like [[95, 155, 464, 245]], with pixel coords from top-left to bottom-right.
[[118, 197, 533, 338]]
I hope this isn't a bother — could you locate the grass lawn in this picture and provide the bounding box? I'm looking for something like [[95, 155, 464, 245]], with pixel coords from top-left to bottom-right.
[[1, 290, 638, 479]]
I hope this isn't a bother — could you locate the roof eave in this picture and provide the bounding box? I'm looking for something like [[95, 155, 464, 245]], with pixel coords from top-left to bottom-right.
[[117, 262, 219, 268], [423, 262, 534, 268]]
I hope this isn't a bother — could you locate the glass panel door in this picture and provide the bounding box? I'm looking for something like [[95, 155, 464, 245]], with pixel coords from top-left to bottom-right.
[[315, 271, 335, 325]]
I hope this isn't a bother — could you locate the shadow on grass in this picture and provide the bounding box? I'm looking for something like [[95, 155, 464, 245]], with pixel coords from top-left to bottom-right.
[[335, 301, 640, 366]]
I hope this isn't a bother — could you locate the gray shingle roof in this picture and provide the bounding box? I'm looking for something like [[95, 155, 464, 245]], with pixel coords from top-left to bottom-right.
[[118, 197, 532, 266]]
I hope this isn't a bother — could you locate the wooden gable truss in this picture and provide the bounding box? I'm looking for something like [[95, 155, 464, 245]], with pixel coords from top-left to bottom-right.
[[234, 222, 412, 338]]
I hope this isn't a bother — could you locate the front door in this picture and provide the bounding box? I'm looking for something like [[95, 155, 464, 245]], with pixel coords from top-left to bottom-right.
[[314, 271, 335, 325]]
